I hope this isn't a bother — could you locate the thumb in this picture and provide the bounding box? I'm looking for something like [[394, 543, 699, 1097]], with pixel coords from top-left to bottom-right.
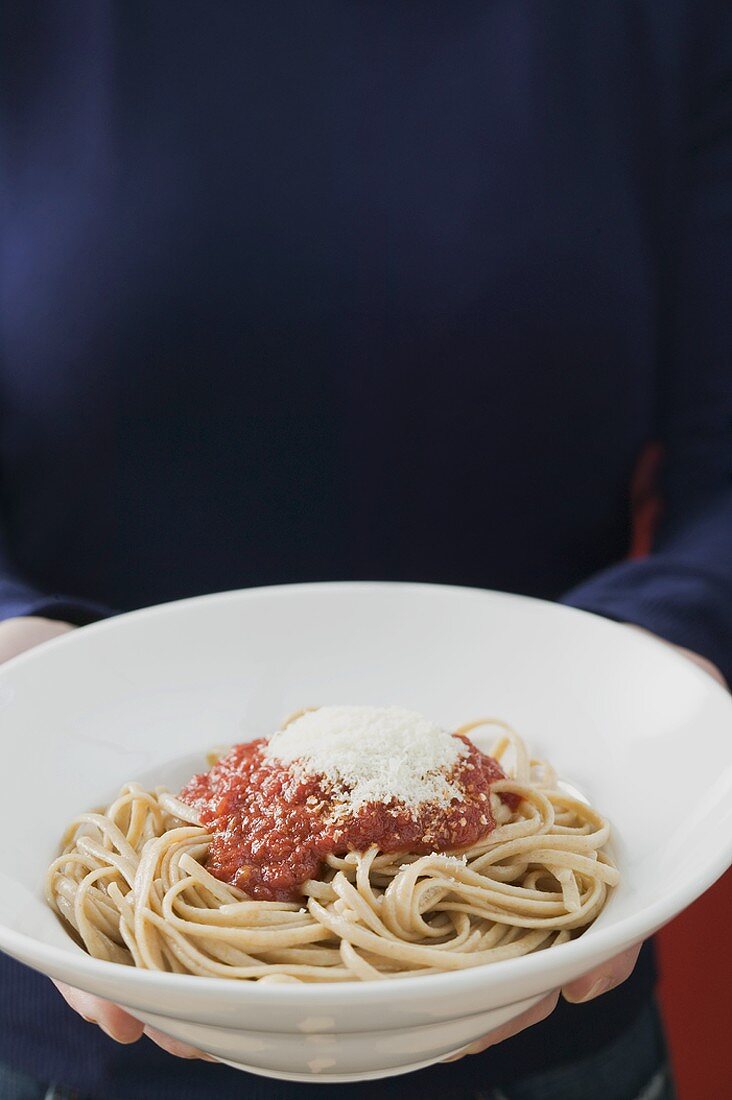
[[0, 617, 74, 664]]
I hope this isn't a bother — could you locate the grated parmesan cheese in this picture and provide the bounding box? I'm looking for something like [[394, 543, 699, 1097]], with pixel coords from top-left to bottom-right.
[[264, 705, 468, 813]]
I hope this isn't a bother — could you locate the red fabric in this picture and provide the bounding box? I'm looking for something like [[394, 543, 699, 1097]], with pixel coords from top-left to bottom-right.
[[628, 442, 731, 1096], [629, 442, 664, 559], [657, 872, 732, 1097]]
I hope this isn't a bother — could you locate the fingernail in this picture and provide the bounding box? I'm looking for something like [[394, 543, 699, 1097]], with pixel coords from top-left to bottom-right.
[[98, 1022, 138, 1044], [441, 1043, 476, 1063], [568, 976, 612, 1003]]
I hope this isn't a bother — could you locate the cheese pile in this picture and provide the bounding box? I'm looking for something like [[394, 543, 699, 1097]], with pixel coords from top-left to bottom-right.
[[264, 705, 468, 811]]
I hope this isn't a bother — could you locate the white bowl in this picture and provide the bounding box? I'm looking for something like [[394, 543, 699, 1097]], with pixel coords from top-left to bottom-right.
[[0, 582, 730, 1083]]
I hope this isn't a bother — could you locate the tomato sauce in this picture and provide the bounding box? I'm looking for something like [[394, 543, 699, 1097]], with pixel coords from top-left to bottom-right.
[[179, 734, 519, 902]]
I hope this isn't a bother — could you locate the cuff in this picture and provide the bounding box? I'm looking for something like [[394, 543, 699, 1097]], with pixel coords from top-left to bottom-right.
[[0, 576, 114, 628], [560, 558, 732, 687]]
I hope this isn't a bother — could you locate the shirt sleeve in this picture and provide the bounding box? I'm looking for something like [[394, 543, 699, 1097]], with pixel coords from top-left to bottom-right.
[[562, 2, 732, 684], [0, 530, 112, 626]]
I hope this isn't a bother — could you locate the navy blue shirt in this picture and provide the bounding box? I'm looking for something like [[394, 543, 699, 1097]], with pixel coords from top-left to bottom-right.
[[1, 3, 730, 1098]]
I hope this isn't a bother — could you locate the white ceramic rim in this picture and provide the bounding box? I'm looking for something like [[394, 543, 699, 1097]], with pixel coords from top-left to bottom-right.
[[1, 581, 730, 1005]]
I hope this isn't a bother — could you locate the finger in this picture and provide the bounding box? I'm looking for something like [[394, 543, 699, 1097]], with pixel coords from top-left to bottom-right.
[[442, 990, 560, 1062], [0, 617, 74, 664], [143, 1026, 217, 1061], [673, 645, 728, 689], [562, 942, 642, 1003], [624, 626, 728, 689], [53, 981, 144, 1043]]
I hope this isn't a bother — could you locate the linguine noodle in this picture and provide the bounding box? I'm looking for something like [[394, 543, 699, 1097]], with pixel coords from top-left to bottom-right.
[[45, 720, 618, 982]]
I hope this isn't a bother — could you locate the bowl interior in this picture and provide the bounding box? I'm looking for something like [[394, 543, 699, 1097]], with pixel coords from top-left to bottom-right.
[[0, 582, 730, 989]]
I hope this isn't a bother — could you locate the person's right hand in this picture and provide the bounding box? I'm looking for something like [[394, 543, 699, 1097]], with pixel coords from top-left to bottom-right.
[[0, 615, 214, 1061], [51, 982, 215, 1059]]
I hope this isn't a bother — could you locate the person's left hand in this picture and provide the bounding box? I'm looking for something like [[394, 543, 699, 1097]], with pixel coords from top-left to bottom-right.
[[445, 628, 727, 1062]]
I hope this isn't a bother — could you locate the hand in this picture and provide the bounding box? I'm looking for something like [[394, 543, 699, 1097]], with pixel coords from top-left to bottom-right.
[[443, 939, 644, 1061], [51, 983, 215, 1060], [0, 615, 213, 1062], [628, 624, 728, 689], [0, 615, 75, 663], [445, 627, 726, 1062]]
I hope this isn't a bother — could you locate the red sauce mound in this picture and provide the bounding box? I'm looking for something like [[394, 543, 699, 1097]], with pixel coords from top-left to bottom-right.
[[179, 734, 519, 902]]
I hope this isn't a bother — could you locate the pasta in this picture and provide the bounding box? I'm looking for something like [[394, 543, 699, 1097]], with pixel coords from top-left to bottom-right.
[[46, 718, 618, 982]]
